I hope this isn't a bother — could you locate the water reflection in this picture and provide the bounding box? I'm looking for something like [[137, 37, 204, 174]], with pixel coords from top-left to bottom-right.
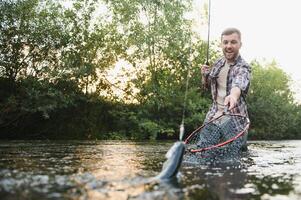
[[180, 160, 248, 199], [1, 140, 301, 200]]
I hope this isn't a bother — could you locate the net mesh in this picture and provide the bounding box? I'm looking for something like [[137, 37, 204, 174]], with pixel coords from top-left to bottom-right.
[[185, 114, 249, 161]]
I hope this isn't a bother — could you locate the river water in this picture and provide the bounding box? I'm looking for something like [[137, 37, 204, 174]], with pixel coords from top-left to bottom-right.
[[0, 140, 301, 200]]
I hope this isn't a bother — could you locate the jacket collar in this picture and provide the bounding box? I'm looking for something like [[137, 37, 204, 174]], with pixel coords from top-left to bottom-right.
[[210, 54, 242, 78]]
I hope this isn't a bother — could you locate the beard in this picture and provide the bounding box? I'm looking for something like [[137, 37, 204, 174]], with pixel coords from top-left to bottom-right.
[[223, 50, 238, 63]]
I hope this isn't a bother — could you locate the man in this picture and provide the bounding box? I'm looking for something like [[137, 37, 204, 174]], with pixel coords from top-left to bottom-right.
[[200, 27, 251, 154]]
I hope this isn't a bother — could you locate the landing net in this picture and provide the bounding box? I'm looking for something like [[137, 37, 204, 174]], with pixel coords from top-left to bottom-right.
[[184, 113, 250, 158]]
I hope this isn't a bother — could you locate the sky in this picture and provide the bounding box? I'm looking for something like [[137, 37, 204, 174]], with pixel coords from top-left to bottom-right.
[[193, 0, 301, 101]]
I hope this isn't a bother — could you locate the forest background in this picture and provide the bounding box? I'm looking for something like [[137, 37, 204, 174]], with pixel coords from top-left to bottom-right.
[[1, 0, 300, 140]]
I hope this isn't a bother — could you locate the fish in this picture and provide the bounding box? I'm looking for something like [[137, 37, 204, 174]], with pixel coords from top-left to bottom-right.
[[155, 141, 185, 180]]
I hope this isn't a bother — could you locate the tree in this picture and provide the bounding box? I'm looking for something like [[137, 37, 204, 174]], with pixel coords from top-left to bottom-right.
[[247, 60, 301, 139], [103, 0, 214, 139]]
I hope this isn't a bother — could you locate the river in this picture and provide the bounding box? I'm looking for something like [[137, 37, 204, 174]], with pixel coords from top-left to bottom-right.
[[0, 140, 301, 200]]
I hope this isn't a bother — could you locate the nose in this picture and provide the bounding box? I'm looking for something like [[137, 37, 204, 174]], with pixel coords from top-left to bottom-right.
[[225, 42, 232, 49]]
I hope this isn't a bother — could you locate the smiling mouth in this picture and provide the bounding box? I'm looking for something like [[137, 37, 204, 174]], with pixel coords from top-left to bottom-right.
[[226, 52, 234, 55]]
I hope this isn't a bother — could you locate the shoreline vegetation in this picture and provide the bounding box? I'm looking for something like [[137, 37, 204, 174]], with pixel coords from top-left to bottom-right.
[[1, 0, 301, 140]]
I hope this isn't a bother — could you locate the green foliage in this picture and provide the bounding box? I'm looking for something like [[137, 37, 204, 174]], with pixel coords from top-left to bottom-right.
[[0, 0, 67, 81], [1, 0, 300, 140], [138, 120, 160, 140], [0, 0, 123, 134], [105, 0, 212, 139], [247, 61, 301, 139]]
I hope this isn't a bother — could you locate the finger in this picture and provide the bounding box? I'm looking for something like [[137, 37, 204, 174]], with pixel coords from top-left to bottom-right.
[[224, 97, 229, 107], [201, 66, 210, 75], [228, 98, 237, 110]]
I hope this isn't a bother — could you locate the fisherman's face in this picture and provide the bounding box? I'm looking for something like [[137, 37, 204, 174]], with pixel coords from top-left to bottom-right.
[[221, 33, 242, 63]]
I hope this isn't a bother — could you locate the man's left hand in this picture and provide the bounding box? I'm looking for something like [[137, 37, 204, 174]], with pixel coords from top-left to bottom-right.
[[224, 95, 238, 110]]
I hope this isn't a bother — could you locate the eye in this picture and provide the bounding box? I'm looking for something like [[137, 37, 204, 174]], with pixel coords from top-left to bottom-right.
[[223, 40, 229, 45], [231, 40, 238, 44]]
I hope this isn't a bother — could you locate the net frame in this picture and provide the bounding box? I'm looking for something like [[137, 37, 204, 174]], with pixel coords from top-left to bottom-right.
[[184, 113, 250, 153]]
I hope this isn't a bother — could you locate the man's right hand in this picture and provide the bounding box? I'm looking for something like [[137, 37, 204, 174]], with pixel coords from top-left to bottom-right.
[[201, 65, 211, 77]]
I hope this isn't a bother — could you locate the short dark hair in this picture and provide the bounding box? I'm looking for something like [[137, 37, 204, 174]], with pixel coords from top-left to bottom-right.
[[221, 27, 241, 40]]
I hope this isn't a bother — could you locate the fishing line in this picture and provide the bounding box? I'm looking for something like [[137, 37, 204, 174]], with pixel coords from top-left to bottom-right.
[[180, 0, 211, 140], [179, 56, 191, 141]]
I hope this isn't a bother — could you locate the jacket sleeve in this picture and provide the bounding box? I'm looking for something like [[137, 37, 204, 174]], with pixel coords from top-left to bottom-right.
[[231, 64, 251, 96]]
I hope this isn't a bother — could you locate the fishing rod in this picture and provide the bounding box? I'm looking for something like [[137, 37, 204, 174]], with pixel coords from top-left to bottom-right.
[[206, 0, 211, 66]]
